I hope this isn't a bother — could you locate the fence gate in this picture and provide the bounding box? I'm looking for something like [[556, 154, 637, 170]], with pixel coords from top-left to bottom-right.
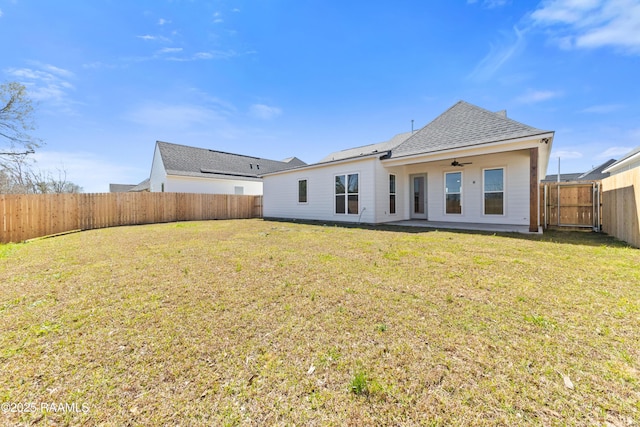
[[542, 182, 601, 231]]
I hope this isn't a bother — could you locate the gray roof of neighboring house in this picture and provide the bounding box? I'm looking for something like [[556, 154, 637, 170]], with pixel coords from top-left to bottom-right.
[[391, 101, 552, 158], [542, 159, 615, 182], [110, 183, 135, 193], [128, 178, 150, 192], [157, 141, 306, 179], [320, 132, 413, 163]]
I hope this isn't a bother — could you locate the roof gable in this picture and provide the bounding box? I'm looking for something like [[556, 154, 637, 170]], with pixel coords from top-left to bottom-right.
[[391, 101, 551, 158], [157, 141, 305, 178]]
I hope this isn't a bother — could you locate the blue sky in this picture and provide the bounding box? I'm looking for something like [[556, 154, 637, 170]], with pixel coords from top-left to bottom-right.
[[1, 0, 639, 192]]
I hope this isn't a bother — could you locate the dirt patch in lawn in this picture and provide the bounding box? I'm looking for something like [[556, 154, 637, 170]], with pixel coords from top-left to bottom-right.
[[1, 219, 639, 425]]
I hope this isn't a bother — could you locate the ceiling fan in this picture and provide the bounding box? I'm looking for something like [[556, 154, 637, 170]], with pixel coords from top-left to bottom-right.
[[451, 159, 472, 167]]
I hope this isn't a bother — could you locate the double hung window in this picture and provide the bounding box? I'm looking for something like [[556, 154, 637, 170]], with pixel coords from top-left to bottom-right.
[[335, 174, 359, 214]]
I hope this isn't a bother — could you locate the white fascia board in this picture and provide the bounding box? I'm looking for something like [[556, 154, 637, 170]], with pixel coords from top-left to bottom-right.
[[381, 133, 554, 168], [602, 151, 640, 173]]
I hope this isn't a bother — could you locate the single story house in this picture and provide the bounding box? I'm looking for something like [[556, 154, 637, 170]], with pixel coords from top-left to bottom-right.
[[603, 146, 640, 176], [149, 141, 305, 195], [261, 101, 554, 232]]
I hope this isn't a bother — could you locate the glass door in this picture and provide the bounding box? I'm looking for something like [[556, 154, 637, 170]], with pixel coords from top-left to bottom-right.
[[410, 174, 427, 219]]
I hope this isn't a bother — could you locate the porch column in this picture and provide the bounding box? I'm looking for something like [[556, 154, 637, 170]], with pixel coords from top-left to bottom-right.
[[529, 147, 539, 232]]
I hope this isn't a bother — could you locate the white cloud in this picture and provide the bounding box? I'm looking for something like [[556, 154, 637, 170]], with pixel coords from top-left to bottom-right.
[[516, 89, 562, 103], [126, 103, 229, 130], [597, 146, 633, 158], [468, 26, 526, 80], [158, 47, 183, 54], [530, 0, 640, 54], [249, 104, 282, 120], [580, 104, 624, 113], [0, 9, 3, 18], [4, 64, 77, 113], [158, 18, 170, 25], [552, 150, 583, 159], [137, 34, 171, 43]]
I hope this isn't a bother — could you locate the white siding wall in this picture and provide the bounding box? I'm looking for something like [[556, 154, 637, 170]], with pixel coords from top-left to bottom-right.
[[263, 157, 378, 223], [265, 150, 532, 225], [399, 150, 531, 225], [165, 175, 263, 195], [373, 161, 407, 223]]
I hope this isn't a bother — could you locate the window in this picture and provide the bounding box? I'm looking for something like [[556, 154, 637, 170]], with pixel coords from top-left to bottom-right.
[[484, 168, 504, 215], [445, 172, 462, 214], [298, 179, 307, 203], [389, 174, 396, 214], [335, 173, 358, 214]]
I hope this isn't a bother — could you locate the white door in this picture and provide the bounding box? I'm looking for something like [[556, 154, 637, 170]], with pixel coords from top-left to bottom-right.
[[410, 174, 427, 219]]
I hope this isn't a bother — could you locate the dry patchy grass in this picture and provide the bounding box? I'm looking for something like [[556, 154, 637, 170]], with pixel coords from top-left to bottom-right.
[[1, 219, 639, 426]]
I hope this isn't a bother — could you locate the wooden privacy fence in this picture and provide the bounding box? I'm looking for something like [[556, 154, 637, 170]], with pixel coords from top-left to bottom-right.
[[1, 193, 264, 243], [601, 168, 640, 248], [540, 181, 601, 231]]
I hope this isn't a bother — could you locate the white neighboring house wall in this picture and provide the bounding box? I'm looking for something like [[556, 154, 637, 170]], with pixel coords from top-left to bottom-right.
[[263, 156, 378, 223], [149, 143, 263, 194], [149, 144, 167, 192], [163, 174, 263, 195]]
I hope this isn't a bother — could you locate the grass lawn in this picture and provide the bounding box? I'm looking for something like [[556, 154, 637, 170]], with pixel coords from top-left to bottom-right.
[[1, 219, 639, 426]]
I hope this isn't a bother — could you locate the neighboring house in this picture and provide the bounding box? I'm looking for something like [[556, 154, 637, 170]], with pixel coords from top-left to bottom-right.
[[109, 179, 150, 193], [149, 141, 305, 195], [542, 159, 616, 182], [262, 100, 554, 232], [109, 183, 136, 193], [602, 146, 640, 176]]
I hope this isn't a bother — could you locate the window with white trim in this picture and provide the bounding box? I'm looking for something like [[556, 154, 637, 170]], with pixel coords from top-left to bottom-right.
[[389, 174, 396, 214], [483, 168, 504, 215], [335, 173, 358, 214], [445, 171, 462, 214]]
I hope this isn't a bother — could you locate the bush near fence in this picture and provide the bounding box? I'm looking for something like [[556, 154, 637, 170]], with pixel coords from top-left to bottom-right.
[[601, 168, 640, 248], [1, 193, 263, 243]]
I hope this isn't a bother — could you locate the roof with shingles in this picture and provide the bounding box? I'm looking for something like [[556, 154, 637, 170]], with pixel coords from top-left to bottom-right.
[[109, 183, 135, 193], [157, 141, 305, 179], [391, 101, 552, 158], [542, 159, 615, 182], [320, 132, 413, 163]]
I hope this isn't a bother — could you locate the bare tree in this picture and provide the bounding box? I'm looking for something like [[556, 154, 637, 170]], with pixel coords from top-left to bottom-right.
[[0, 81, 41, 153], [1, 82, 82, 194]]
